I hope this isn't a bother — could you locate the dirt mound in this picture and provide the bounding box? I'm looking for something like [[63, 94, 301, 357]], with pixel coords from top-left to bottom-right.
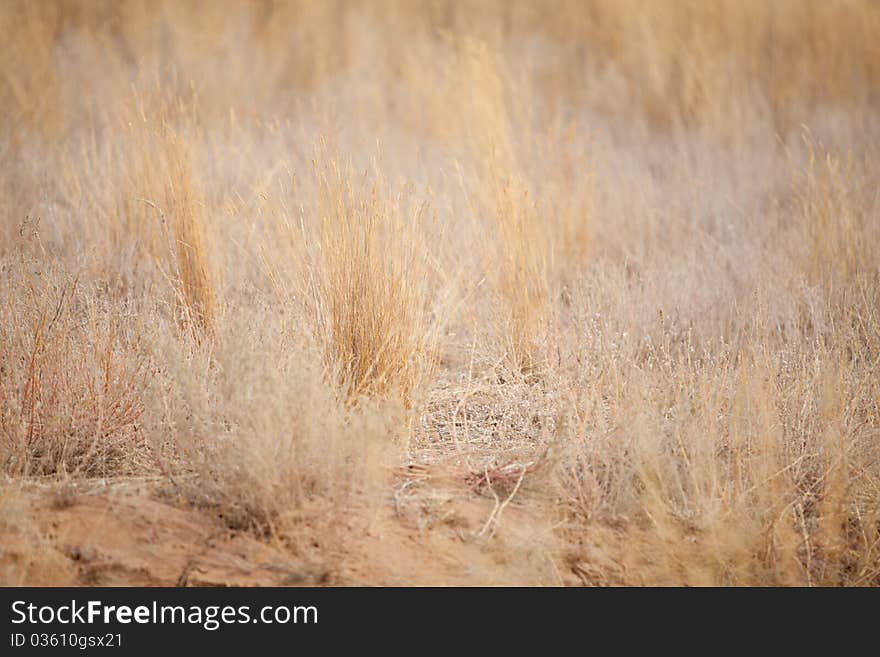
[[1, 476, 564, 587], [1, 484, 329, 586]]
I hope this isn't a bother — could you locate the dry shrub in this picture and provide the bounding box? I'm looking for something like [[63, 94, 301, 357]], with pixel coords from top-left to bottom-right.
[[559, 355, 880, 585], [0, 258, 147, 477], [150, 304, 391, 540]]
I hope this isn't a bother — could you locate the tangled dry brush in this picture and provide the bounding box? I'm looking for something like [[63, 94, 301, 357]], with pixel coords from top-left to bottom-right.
[[1, 0, 879, 585]]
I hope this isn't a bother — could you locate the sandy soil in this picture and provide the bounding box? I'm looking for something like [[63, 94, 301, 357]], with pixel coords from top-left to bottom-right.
[[1, 474, 568, 587]]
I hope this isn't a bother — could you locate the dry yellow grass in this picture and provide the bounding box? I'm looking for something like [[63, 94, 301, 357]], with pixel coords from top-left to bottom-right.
[[302, 152, 437, 400], [1, 0, 878, 586]]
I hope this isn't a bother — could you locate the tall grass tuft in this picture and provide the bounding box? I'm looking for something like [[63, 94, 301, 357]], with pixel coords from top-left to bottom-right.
[[300, 153, 436, 402], [163, 132, 218, 339]]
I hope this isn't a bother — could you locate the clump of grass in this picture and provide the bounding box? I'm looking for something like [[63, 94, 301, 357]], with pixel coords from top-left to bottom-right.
[[113, 97, 218, 339], [151, 303, 390, 541], [298, 153, 436, 402], [491, 175, 554, 376], [57, 82, 218, 337], [441, 41, 555, 376], [162, 131, 218, 339], [435, 40, 594, 377]]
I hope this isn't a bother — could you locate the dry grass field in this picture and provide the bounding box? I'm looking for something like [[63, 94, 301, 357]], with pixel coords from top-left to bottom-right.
[[1, 0, 879, 586]]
